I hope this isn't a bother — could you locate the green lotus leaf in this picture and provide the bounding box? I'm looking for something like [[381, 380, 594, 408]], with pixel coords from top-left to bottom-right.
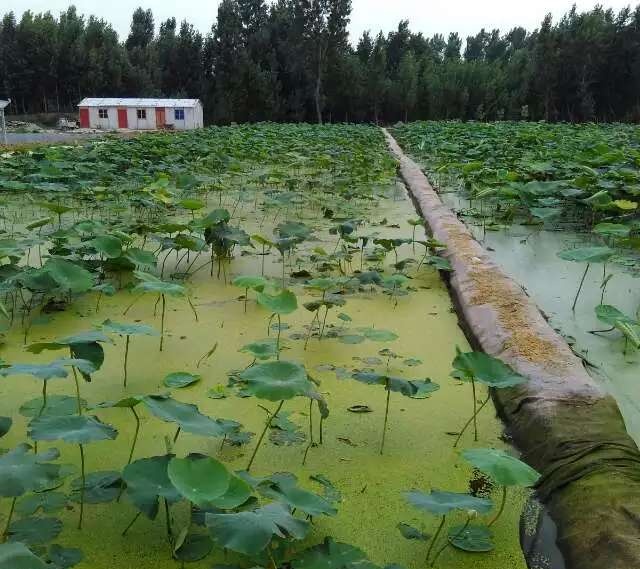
[[448, 524, 494, 552], [232, 275, 268, 291], [168, 456, 231, 507], [240, 361, 313, 401], [339, 334, 365, 344], [48, 544, 84, 569], [8, 517, 62, 545], [206, 474, 253, 509], [70, 471, 122, 503], [397, 523, 430, 541], [292, 537, 377, 569], [101, 319, 157, 336], [557, 246, 614, 263], [259, 473, 337, 517], [593, 223, 631, 238], [462, 448, 541, 487], [20, 395, 86, 418], [16, 492, 67, 516], [0, 358, 95, 381], [123, 455, 182, 519], [240, 339, 279, 360], [0, 542, 47, 569], [89, 235, 122, 258], [164, 371, 202, 389], [305, 277, 338, 291], [133, 272, 185, 296], [0, 416, 11, 438], [172, 531, 213, 562], [124, 248, 157, 268], [43, 259, 93, 293], [595, 304, 636, 326], [0, 444, 61, 497], [142, 395, 227, 437], [405, 489, 493, 515], [362, 328, 398, 342], [206, 502, 309, 556], [28, 415, 118, 444], [257, 289, 298, 315], [452, 351, 526, 388]]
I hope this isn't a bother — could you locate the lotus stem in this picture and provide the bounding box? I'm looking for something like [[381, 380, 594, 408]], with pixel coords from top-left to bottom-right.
[[127, 408, 141, 466], [244, 288, 248, 313], [121, 511, 142, 537], [304, 310, 320, 350], [302, 399, 315, 466], [123, 293, 144, 316], [160, 294, 166, 352], [164, 498, 173, 544], [187, 296, 199, 322], [123, 335, 130, 388], [173, 427, 181, 444], [488, 486, 508, 527], [281, 254, 286, 288], [425, 515, 446, 564], [572, 263, 590, 312], [78, 444, 86, 530], [454, 394, 491, 448], [71, 365, 82, 416], [276, 314, 282, 360], [319, 305, 329, 340], [471, 376, 478, 442], [39, 380, 48, 418], [2, 498, 16, 542], [380, 379, 392, 455], [430, 516, 471, 567], [247, 400, 284, 472]]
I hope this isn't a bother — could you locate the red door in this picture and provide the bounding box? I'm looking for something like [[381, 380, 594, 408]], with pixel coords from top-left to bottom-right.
[[155, 108, 165, 128], [79, 108, 89, 128], [117, 108, 128, 129]]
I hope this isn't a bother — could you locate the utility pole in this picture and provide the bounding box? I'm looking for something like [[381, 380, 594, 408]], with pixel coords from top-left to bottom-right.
[[0, 99, 10, 146]]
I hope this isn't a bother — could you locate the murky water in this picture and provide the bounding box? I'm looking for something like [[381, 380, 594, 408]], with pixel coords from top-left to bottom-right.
[[440, 190, 640, 444], [0, 184, 527, 568]]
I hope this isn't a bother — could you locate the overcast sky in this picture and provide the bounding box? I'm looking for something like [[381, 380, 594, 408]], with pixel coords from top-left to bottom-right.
[[2, 0, 633, 42]]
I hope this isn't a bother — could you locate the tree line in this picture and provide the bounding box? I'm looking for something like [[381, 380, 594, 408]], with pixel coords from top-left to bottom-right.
[[1, 2, 640, 124]]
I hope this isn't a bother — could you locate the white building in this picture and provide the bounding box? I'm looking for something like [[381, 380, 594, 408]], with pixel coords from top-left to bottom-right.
[[77, 98, 203, 131]]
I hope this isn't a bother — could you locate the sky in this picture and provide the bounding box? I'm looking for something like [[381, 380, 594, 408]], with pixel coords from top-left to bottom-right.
[[2, 0, 634, 42]]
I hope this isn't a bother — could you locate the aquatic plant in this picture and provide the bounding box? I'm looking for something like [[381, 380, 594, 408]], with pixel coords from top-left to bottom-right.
[[351, 371, 439, 454], [462, 448, 540, 528], [101, 320, 158, 387], [239, 361, 315, 471], [402, 488, 494, 566], [450, 349, 526, 446]]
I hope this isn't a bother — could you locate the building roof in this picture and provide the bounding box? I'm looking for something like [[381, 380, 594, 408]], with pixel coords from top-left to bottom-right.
[[78, 98, 200, 108]]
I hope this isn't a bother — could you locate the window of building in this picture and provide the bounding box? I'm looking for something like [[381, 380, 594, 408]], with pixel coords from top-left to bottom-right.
[[98, 109, 108, 119], [137, 109, 147, 120], [174, 108, 185, 121]]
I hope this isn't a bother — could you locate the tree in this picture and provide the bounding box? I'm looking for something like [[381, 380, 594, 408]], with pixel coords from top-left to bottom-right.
[[397, 51, 418, 122]]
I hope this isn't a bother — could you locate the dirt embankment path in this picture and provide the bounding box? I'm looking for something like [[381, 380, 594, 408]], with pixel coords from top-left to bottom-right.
[[383, 128, 640, 569]]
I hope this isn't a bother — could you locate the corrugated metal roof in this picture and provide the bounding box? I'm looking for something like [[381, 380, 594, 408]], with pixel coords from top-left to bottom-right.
[[77, 98, 200, 108]]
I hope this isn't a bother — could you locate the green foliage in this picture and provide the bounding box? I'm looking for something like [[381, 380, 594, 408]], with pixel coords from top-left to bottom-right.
[[462, 448, 540, 487], [240, 361, 313, 401], [405, 489, 493, 515]]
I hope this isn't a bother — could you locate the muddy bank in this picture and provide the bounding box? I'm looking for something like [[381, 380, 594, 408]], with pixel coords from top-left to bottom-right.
[[383, 129, 640, 569]]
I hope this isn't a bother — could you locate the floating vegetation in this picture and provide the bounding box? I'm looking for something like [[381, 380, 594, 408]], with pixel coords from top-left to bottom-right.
[[0, 124, 531, 569]]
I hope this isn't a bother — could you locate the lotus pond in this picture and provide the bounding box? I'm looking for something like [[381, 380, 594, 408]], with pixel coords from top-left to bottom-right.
[[393, 121, 640, 443], [0, 124, 536, 569]]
